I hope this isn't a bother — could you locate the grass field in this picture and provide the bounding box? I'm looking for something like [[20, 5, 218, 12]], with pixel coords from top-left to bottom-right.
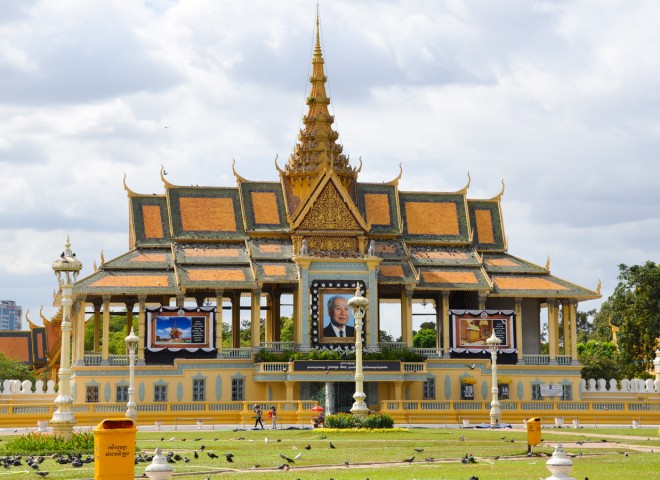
[[1, 425, 658, 479]]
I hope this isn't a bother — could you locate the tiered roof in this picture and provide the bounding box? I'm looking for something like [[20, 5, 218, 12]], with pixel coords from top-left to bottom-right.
[[75, 13, 598, 303]]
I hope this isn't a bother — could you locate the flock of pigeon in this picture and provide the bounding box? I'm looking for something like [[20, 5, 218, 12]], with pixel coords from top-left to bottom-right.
[[0, 452, 93, 477]]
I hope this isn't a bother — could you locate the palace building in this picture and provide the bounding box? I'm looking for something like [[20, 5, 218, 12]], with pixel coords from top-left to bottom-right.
[[66, 14, 599, 420]]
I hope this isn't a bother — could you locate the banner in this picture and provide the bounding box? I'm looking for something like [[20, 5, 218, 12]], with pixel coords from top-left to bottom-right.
[[146, 306, 214, 351], [450, 309, 514, 349]]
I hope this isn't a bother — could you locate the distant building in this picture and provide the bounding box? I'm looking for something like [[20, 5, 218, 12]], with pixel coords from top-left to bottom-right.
[[0, 300, 22, 331]]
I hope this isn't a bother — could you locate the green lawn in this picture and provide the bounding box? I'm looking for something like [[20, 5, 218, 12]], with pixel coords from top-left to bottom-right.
[[1, 426, 658, 479]]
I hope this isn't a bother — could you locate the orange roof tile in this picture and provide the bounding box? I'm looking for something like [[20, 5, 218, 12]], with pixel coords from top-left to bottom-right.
[[91, 275, 170, 287], [0, 337, 30, 362], [475, 209, 495, 244], [263, 265, 287, 277], [415, 251, 468, 260], [364, 193, 391, 226], [422, 271, 478, 284], [259, 244, 282, 253], [188, 269, 246, 281], [380, 265, 405, 277], [131, 253, 167, 262], [406, 202, 459, 235], [180, 197, 237, 232], [142, 205, 164, 239], [375, 243, 397, 254], [486, 258, 518, 267], [494, 277, 569, 290], [184, 248, 239, 257], [251, 191, 281, 225]]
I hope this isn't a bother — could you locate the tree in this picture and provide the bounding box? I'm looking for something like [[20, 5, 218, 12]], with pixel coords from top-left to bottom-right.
[[84, 314, 137, 354], [577, 340, 620, 380], [419, 321, 436, 331], [0, 352, 35, 382], [413, 329, 436, 348], [608, 262, 660, 378], [575, 309, 597, 345], [378, 330, 394, 342]]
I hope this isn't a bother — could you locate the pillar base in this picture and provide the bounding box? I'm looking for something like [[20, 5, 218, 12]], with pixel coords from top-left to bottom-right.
[[50, 420, 77, 441]]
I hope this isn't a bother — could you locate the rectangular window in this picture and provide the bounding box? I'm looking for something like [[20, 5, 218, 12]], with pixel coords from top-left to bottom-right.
[[423, 378, 436, 400], [532, 384, 542, 401], [498, 384, 510, 400], [192, 379, 206, 402], [116, 385, 128, 403], [232, 378, 244, 401], [86, 386, 99, 403], [561, 384, 572, 401], [154, 385, 168, 402]]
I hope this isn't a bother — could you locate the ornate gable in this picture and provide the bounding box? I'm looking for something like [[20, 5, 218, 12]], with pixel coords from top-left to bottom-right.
[[293, 171, 367, 232]]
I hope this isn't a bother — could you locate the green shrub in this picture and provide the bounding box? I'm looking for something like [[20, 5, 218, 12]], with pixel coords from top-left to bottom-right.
[[2, 431, 94, 455], [326, 412, 394, 429]]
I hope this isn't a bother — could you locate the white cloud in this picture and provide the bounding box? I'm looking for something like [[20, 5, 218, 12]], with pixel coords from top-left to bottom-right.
[[2, 0, 659, 327]]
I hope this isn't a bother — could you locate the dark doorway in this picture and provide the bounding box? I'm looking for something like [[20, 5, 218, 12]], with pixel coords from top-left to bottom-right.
[[335, 382, 355, 413]]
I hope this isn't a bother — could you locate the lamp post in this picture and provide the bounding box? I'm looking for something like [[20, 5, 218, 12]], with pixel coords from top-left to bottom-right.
[[348, 285, 369, 418], [486, 330, 502, 426], [125, 327, 139, 422], [50, 236, 83, 440]]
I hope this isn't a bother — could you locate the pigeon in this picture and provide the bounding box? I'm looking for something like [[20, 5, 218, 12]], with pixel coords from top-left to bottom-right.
[[461, 457, 469, 464], [277, 464, 289, 470], [403, 456, 415, 463], [464, 364, 477, 370], [294, 452, 302, 460], [224, 453, 234, 462], [469, 476, 479, 480], [329, 442, 336, 449], [194, 452, 199, 459], [200, 445, 206, 451], [414, 448, 424, 453], [207, 452, 218, 459], [36, 473, 49, 478], [194, 438, 202, 441], [425, 457, 434, 462], [305, 444, 312, 450], [265, 437, 269, 443], [344, 461, 349, 467], [279, 453, 295, 463]]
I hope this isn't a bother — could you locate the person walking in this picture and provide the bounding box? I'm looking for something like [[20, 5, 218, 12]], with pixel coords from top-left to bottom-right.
[[254, 404, 264, 430], [269, 406, 277, 429]]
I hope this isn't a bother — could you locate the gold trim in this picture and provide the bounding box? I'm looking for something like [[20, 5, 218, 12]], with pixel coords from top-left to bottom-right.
[[384, 163, 403, 186], [123, 173, 138, 197], [232, 158, 249, 183], [454, 172, 471, 194], [488, 179, 505, 201]]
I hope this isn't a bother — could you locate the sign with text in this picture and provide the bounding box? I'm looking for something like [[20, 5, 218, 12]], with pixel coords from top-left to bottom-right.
[[540, 385, 563, 397], [451, 310, 514, 349], [293, 361, 401, 372]]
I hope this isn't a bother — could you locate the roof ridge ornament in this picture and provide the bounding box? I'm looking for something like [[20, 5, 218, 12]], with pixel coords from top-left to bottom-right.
[[384, 163, 403, 185], [232, 158, 249, 183], [488, 179, 505, 201], [160, 165, 174, 188], [545, 255, 551, 272], [455, 172, 471, 194], [123, 173, 138, 197]]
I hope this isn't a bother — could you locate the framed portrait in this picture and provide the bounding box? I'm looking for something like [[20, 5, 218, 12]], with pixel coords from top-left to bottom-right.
[[310, 280, 366, 347], [146, 306, 214, 350]]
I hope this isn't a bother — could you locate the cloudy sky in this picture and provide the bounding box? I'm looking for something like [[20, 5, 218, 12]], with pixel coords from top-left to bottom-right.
[[2, 0, 659, 330]]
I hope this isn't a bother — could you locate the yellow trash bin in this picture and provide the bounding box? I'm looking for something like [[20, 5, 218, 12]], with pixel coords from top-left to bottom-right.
[[526, 417, 542, 447], [93, 418, 136, 480]]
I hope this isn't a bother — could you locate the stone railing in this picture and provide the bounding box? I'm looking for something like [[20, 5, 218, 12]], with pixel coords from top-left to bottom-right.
[[0, 379, 56, 395], [581, 378, 660, 394]]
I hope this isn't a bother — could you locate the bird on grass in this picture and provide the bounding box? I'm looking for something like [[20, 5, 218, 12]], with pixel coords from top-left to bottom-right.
[[414, 448, 424, 453], [329, 442, 336, 449], [280, 453, 295, 463], [207, 452, 218, 459], [305, 444, 312, 450], [224, 453, 234, 462], [425, 457, 434, 462], [469, 476, 479, 480], [294, 452, 302, 460], [403, 456, 415, 463], [344, 461, 349, 467], [277, 464, 289, 470], [194, 451, 199, 459], [35, 472, 49, 477], [459, 435, 465, 441]]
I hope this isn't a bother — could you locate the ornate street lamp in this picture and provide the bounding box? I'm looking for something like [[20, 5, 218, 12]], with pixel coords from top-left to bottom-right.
[[348, 285, 369, 418], [50, 236, 83, 440], [486, 330, 502, 426], [125, 327, 139, 422]]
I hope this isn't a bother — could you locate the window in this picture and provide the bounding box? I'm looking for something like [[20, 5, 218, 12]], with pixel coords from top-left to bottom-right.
[[116, 385, 128, 403], [86, 386, 99, 403], [232, 378, 244, 401], [423, 378, 436, 400], [532, 384, 542, 401], [561, 384, 572, 401], [498, 384, 510, 400], [192, 379, 206, 402], [154, 385, 168, 402]]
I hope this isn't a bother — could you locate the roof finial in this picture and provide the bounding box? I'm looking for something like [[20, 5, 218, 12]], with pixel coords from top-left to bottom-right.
[[315, 2, 322, 58]]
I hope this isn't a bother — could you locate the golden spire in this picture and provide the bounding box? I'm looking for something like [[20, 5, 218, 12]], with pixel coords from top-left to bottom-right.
[[285, 7, 356, 189]]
